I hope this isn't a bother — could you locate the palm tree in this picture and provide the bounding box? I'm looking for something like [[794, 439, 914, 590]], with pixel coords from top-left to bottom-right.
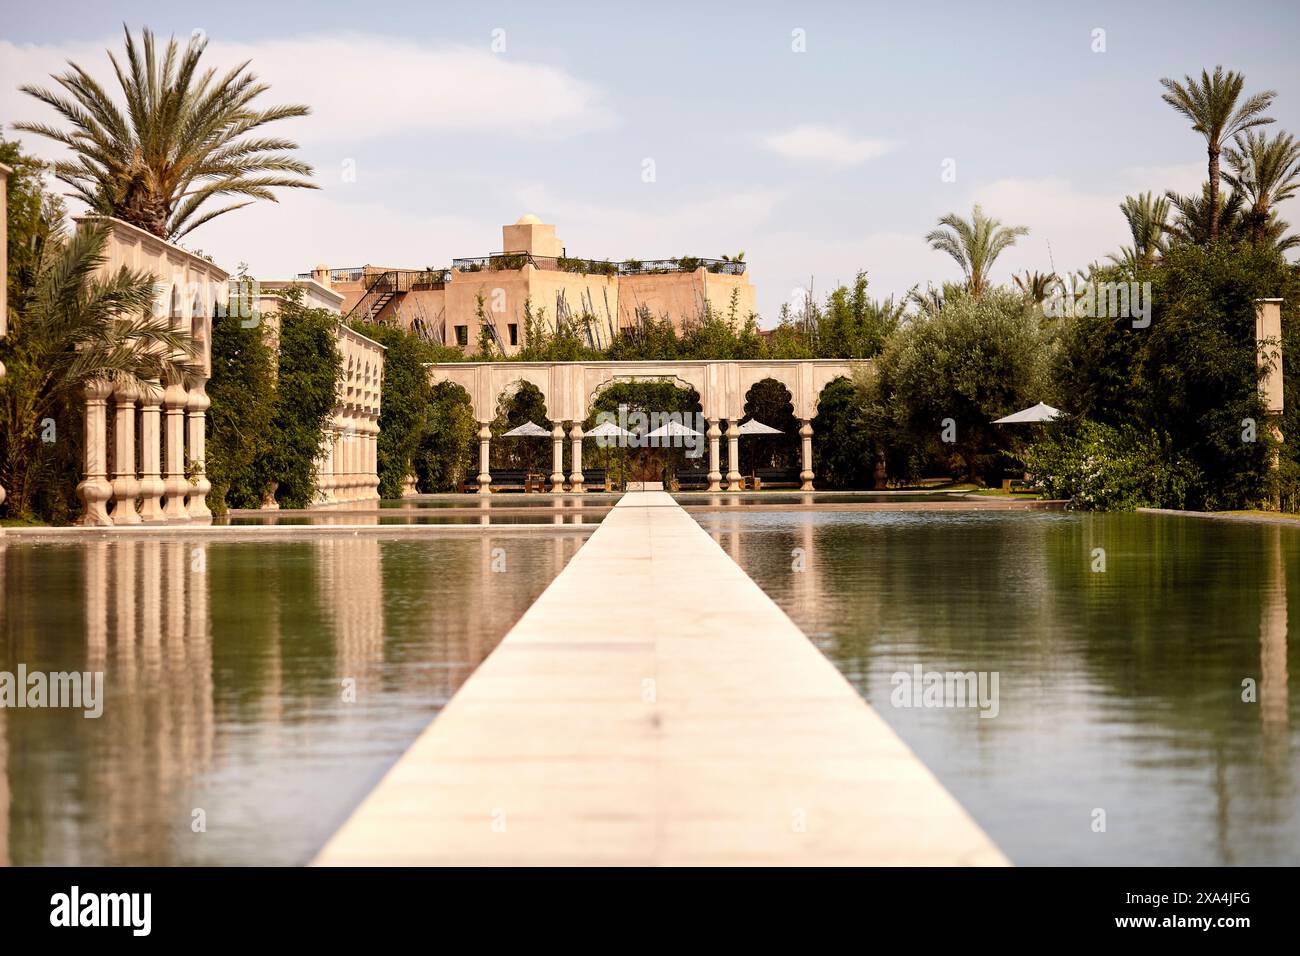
[[925, 204, 1028, 298], [1111, 192, 1170, 267], [1012, 270, 1058, 304], [16, 26, 316, 241], [0, 223, 199, 517], [1159, 67, 1275, 241], [1223, 130, 1300, 245], [1164, 184, 1248, 247]]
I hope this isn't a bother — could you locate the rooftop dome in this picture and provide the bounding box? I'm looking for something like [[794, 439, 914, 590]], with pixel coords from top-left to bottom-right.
[[515, 213, 542, 225]]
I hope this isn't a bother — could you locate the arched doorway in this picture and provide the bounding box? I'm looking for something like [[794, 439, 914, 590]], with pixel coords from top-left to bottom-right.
[[585, 380, 703, 490], [740, 378, 799, 485]]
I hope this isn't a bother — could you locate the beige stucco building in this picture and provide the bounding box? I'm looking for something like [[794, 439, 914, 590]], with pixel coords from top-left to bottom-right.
[[304, 216, 756, 355], [74, 216, 228, 525]]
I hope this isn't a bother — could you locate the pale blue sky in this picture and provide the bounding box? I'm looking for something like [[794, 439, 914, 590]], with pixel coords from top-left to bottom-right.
[[3, 0, 1299, 323]]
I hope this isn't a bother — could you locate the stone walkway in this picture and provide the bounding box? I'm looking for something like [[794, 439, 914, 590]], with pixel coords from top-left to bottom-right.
[[314, 491, 1008, 865]]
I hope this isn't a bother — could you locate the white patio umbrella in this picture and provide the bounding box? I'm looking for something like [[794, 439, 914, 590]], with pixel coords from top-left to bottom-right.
[[993, 402, 1062, 424], [586, 420, 635, 441], [733, 418, 783, 480], [502, 421, 552, 438], [734, 418, 782, 436], [645, 420, 704, 440], [586, 420, 635, 491]]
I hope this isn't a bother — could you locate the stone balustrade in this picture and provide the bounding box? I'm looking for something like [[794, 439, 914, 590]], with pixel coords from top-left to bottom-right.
[[74, 216, 228, 525], [317, 324, 385, 504]]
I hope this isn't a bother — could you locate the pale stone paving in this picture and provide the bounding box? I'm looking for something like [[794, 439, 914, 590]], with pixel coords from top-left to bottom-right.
[[314, 491, 1008, 865]]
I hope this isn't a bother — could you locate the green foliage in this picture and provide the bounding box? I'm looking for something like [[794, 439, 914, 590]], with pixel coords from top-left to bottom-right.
[[491, 382, 550, 472], [1, 219, 200, 522], [1056, 242, 1286, 509], [2, 137, 65, 318], [349, 320, 467, 496], [813, 377, 877, 488], [415, 381, 477, 492], [863, 288, 1052, 483], [1025, 418, 1201, 510], [263, 290, 341, 508], [206, 289, 276, 512]]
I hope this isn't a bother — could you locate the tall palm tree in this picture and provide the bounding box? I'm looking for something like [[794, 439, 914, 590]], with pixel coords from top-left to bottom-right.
[[16, 25, 316, 241], [1165, 184, 1248, 247], [1223, 130, 1300, 246], [1111, 192, 1170, 267], [925, 204, 1028, 298], [1159, 67, 1275, 241], [0, 222, 199, 517]]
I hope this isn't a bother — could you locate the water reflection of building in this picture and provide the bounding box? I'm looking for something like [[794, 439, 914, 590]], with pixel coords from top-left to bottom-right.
[[1260, 525, 1289, 761], [88, 540, 215, 864]]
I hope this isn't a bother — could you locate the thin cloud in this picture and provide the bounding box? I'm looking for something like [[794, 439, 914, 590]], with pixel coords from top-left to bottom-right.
[[0, 32, 616, 160], [761, 124, 896, 166]]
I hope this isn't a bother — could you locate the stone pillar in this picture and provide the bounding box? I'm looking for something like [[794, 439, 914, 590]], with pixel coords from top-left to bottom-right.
[[186, 380, 212, 520], [111, 383, 141, 525], [162, 381, 189, 520], [138, 382, 166, 522], [707, 419, 722, 492], [477, 423, 492, 495], [725, 420, 742, 491], [550, 424, 566, 492], [1256, 297, 1285, 443], [76, 379, 115, 526], [799, 419, 815, 491], [569, 423, 585, 493]]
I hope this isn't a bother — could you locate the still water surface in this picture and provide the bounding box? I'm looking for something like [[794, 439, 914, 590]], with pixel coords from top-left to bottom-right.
[[695, 509, 1299, 865], [0, 532, 585, 865]]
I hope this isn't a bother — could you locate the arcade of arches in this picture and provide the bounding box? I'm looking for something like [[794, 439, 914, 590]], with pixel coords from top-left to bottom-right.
[[428, 359, 864, 492]]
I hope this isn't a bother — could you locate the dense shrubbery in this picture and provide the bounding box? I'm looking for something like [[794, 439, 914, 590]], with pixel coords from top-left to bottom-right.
[[1024, 418, 1200, 510], [349, 320, 475, 495], [1047, 242, 1295, 510], [206, 288, 341, 513], [206, 288, 276, 510], [860, 288, 1052, 484]]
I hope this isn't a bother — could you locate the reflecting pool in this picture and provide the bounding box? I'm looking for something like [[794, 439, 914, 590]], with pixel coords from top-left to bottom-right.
[[694, 509, 1300, 866], [0, 531, 586, 865]]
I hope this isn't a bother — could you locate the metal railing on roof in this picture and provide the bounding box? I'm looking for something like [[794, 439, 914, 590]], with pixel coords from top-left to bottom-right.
[[451, 253, 746, 276]]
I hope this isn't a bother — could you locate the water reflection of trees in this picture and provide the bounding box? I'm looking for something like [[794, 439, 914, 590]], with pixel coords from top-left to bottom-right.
[[0, 531, 585, 864], [705, 509, 1297, 863]]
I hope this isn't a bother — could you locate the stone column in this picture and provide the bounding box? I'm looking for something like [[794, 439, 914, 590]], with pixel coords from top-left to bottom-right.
[[725, 420, 742, 491], [707, 419, 722, 492], [1256, 297, 1285, 461], [569, 423, 585, 493], [799, 419, 815, 491], [138, 382, 165, 522], [550, 424, 566, 492], [111, 383, 142, 525], [477, 423, 492, 495], [162, 381, 189, 520], [76, 379, 115, 526], [186, 380, 212, 520]]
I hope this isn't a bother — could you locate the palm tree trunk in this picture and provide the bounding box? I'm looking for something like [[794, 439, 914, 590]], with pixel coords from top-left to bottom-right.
[[1208, 143, 1221, 242]]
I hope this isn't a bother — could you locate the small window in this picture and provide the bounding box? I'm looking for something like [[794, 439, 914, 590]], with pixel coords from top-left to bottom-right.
[[455, 325, 468, 347], [508, 323, 519, 347]]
